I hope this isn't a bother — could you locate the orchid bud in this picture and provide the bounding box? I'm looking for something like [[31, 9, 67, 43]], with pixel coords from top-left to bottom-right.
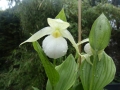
[[84, 43, 93, 55]]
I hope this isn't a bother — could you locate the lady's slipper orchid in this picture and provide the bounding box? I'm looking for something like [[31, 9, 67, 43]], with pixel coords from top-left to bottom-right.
[[20, 18, 79, 59]]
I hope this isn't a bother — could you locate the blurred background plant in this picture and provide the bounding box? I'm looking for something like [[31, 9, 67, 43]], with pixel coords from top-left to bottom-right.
[[0, 0, 120, 90]]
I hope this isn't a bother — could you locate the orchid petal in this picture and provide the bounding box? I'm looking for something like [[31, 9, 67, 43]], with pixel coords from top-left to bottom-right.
[[42, 35, 68, 59], [47, 18, 70, 30], [61, 30, 80, 55], [20, 27, 53, 46], [77, 38, 89, 46]]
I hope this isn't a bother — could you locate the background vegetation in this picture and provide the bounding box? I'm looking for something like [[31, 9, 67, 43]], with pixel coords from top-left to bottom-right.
[[0, 0, 120, 90]]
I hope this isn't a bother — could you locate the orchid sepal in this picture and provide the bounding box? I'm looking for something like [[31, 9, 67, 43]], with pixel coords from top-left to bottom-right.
[[20, 27, 53, 46], [77, 38, 89, 46]]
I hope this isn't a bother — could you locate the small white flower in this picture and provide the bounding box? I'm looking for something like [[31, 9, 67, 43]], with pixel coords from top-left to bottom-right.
[[20, 18, 79, 59]]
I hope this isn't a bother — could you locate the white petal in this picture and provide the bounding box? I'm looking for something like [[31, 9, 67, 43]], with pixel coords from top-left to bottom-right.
[[20, 27, 53, 46], [61, 30, 80, 55], [42, 35, 68, 59], [47, 18, 70, 30], [84, 43, 93, 55]]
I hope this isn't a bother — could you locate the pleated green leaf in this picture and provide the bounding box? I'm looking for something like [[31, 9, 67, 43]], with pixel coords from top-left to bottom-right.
[[46, 54, 77, 90], [55, 8, 67, 21], [71, 83, 84, 90], [89, 13, 111, 51], [33, 41, 59, 87], [80, 52, 116, 90]]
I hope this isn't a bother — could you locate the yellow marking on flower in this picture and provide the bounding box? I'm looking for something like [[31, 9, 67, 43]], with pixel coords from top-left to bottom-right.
[[52, 30, 61, 38]]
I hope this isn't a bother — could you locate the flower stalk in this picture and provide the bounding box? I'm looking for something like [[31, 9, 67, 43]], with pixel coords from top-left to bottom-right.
[[78, 0, 82, 65]]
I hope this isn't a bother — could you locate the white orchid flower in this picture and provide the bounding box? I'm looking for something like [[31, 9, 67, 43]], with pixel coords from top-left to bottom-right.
[[20, 18, 79, 59]]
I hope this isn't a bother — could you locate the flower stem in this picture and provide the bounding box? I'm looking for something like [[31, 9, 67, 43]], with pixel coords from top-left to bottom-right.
[[52, 59, 56, 90], [53, 59, 56, 66], [78, 0, 82, 65]]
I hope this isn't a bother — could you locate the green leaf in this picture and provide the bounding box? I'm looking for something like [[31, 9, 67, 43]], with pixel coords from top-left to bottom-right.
[[46, 54, 77, 90], [71, 83, 84, 90], [82, 54, 93, 65], [89, 13, 111, 51], [80, 52, 116, 90], [32, 41, 59, 87], [55, 8, 67, 21]]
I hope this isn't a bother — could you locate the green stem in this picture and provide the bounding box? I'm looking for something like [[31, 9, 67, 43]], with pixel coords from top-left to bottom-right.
[[53, 59, 56, 66], [52, 59, 56, 90], [89, 51, 97, 90]]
